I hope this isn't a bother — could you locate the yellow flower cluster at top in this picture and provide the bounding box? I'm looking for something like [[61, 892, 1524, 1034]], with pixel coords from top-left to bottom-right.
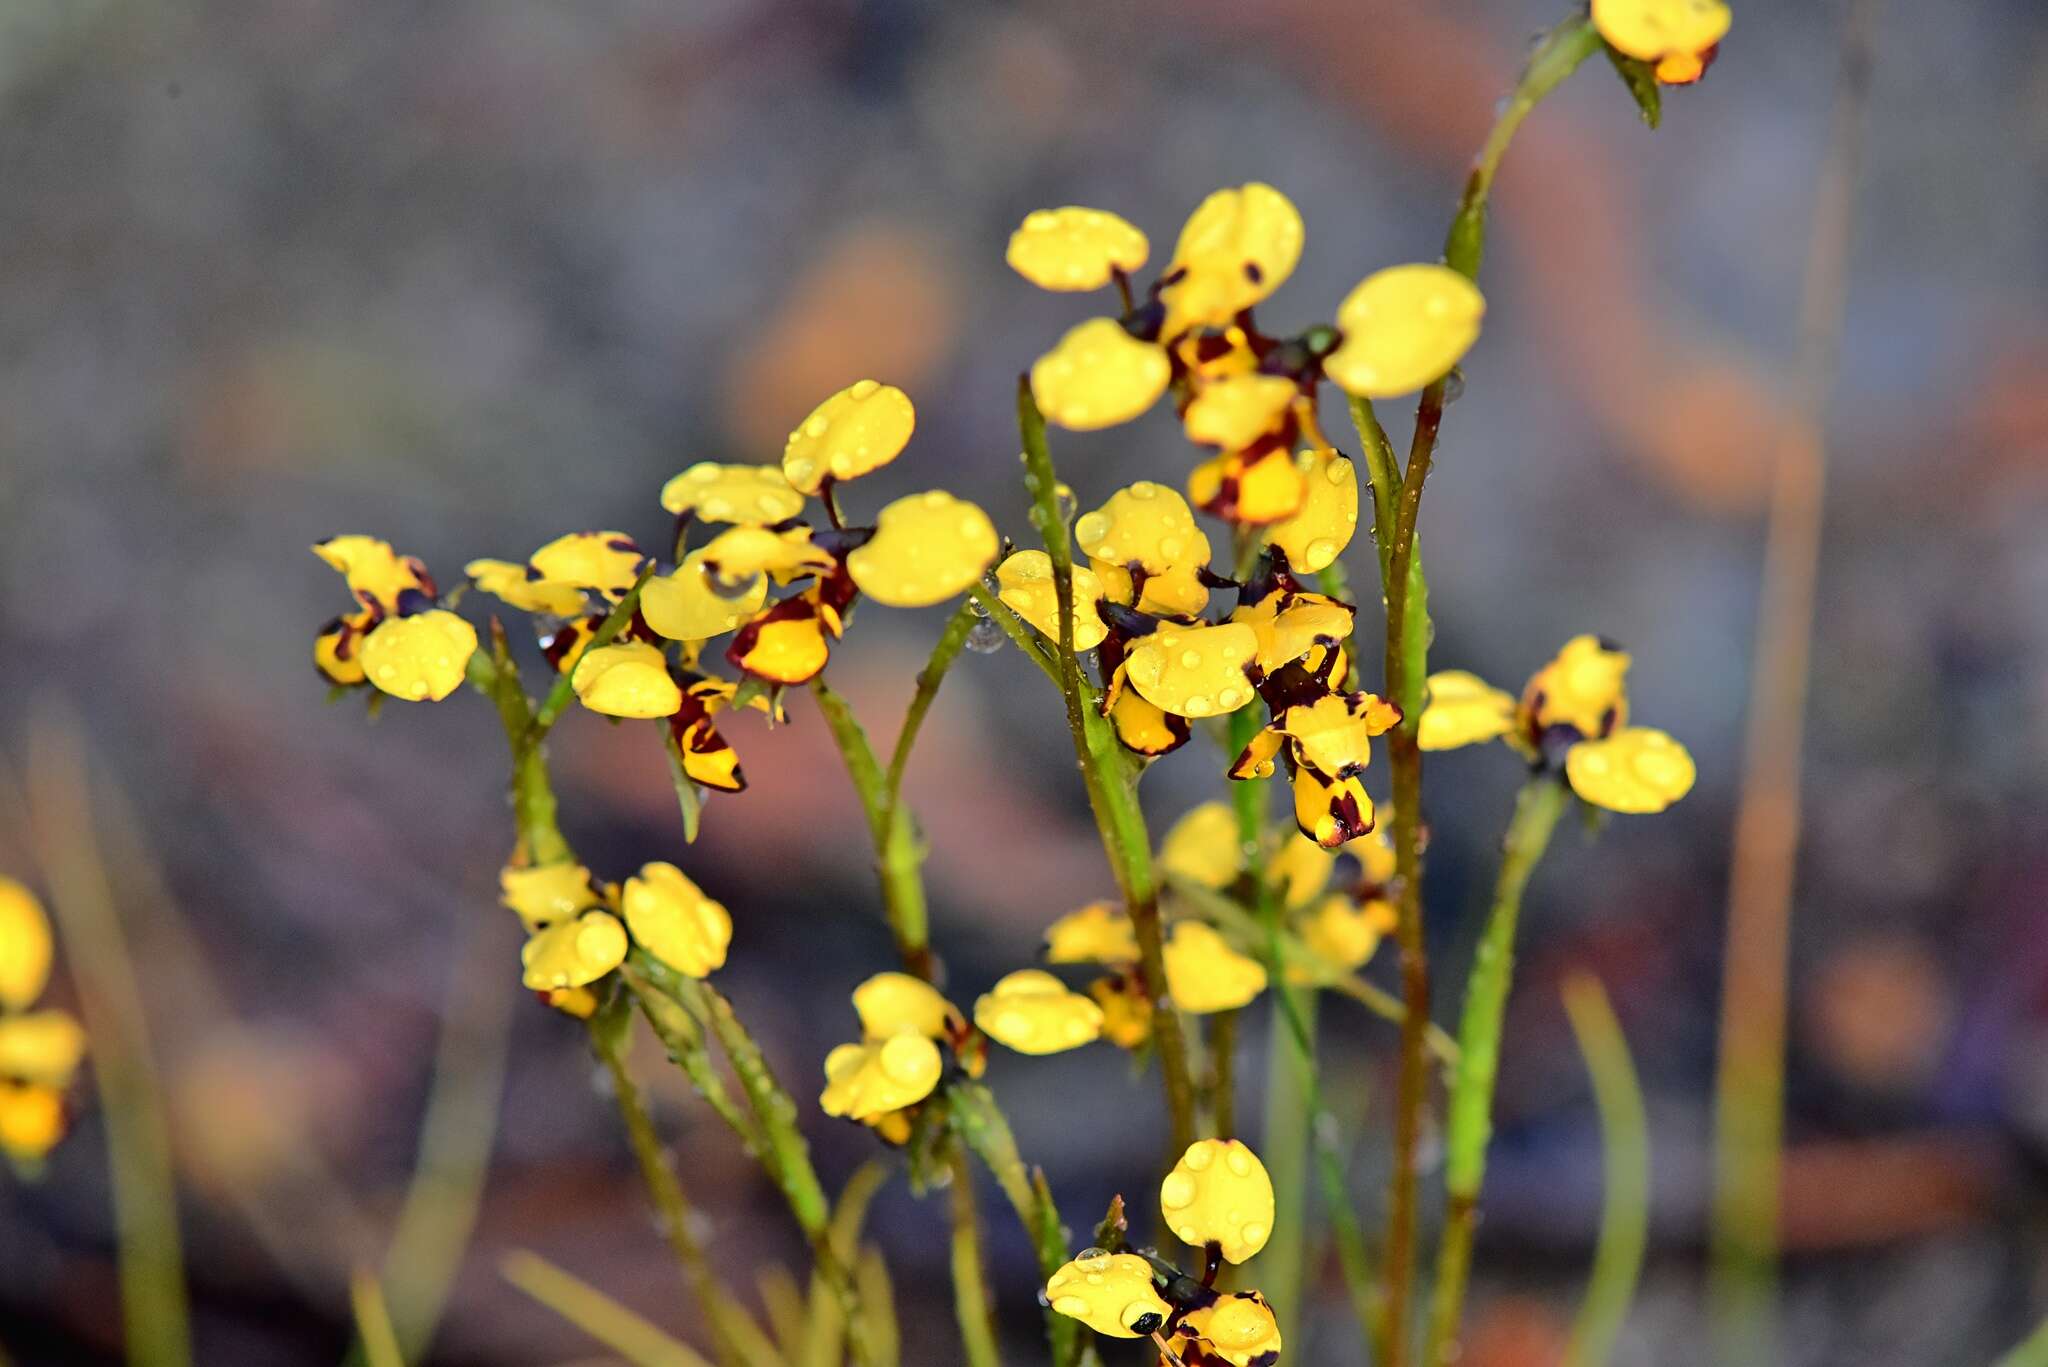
[[1044, 1138, 1285, 1365], [1418, 634, 1697, 813], [0, 877, 88, 1168], [501, 857, 732, 1016]]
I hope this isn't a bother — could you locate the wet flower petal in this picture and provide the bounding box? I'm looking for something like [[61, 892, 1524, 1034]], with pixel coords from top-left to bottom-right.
[[1043, 902, 1140, 965], [1159, 802, 1243, 889], [853, 972, 962, 1041], [1109, 687, 1192, 758], [1164, 922, 1268, 1014], [819, 1032, 943, 1121], [1030, 317, 1171, 431], [1418, 669, 1518, 751], [641, 551, 771, 642], [520, 911, 628, 991], [1325, 264, 1486, 398], [1160, 1139, 1276, 1263], [1161, 183, 1305, 335], [1183, 374, 1299, 451], [1171, 1290, 1284, 1367], [782, 380, 915, 494], [572, 642, 683, 718], [1232, 590, 1355, 675], [1264, 449, 1360, 572], [623, 862, 732, 978], [698, 525, 837, 586], [1291, 764, 1376, 849], [0, 878, 53, 1013], [0, 1011, 87, 1088], [973, 968, 1105, 1055], [997, 551, 1110, 651], [466, 558, 588, 616], [1277, 691, 1399, 779], [1094, 559, 1212, 619], [1228, 726, 1286, 782], [1566, 727, 1696, 813], [1006, 206, 1149, 291], [1075, 482, 1211, 580], [1124, 621, 1260, 719], [1524, 634, 1631, 738], [359, 610, 478, 703], [847, 490, 999, 608], [499, 862, 600, 932], [659, 462, 806, 526], [1044, 1251, 1171, 1339], [528, 532, 647, 599], [1187, 446, 1307, 526]]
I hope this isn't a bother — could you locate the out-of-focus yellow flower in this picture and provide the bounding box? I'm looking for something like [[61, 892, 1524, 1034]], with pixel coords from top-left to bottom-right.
[[1267, 833, 1334, 909], [313, 535, 434, 613], [1418, 669, 1518, 751], [465, 558, 588, 617], [520, 911, 629, 991], [1007, 207, 1149, 291], [1349, 826, 1398, 888], [0, 1011, 87, 1087], [1164, 922, 1267, 1013], [853, 972, 964, 1042], [997, 551, 1111, 652], [974, 969, 1105, 1055], [1171, 1291, 1284, 1367], [1187, 446, 1306, 526], [1043, 902, 1139, 965], [528, 532, 647, 600], [846, 490, 999, 608], [1565, 727, 1697, 813], [543, 986, 599, 1019], [1299, 895, 1397, 973], [1523, 634, 1631, 739], [572, 642, 682, 719], [726, 587, 844, 685], [1264, 448, 1359, 572], [358, 609, 477, 703], [1160, 183, 1305, 337], [782, 380, 915, 494], [1031, 317, 1172, 431], [622, 862, 731, 979], [1291, 763, 1376, 849], [1593, 0, 1731, 84], [1324, 264, 1485, 398], [0, 1081, 66, 1165], [641, 552, 771, 643], [659, 462, 807, 526], [0, 878, 53, 1014], [819, 1033, 943, 1121], [697, 526, 838, 586], [1161, 1139, 1275, 1263], [1122, 621, 1260, 719], [1182, 374, 1299, 451], [499, 862, 599, 932], [1088, 973, 1153, 1049], [1044, 1251, 1171, 1339], [1159, 802, 1243, 890]]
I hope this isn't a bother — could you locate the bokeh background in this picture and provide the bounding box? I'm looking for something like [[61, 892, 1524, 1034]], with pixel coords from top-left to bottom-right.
[[2, 0, 2046, 1363]]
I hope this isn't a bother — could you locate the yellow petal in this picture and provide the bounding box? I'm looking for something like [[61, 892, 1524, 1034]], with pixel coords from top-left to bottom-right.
[[1108, 687, 1191, 758], [499, 862, 599, 932], [1171, 1290, 1284, 1367], [847, 490, 999, 608], [1267, 832, 1335, 909], [572, 642, 683, 719], [528, 532, 647, 599], [1087, 973, 1154, 1050], [1566, 727, 1696, 813], [1094, 558, 1212, 619], [782, 379, 915, 494], [313, 535, 432, 613], [659, 462, 806, 525], [0, 1081, 67, 1163], [1299, 894, 1397, 972], [465, 559, 588, 617], [1264, 449, 1360, 572], [1006, 206, 1149, 291], [1524, 634, 1632, 738], [0, 1010, 86, 1088], [727, 595, 835, 685], [1227, 726, 1285, 782], [1592, 0, 1731, 64], [997, 551, 1110, 652], [1044, 1251, 1171, 1338], [1278, 691, 1399, 779], [1186, 445, 1306, 526], [819, 1032, 942, 1120], [359, 611, 478, 703], [1232, 589, 1356, 676], [1347, 826, 1398, 888], [623, 862, 732, 978], [675, 714, 747, 793], [1161, 183, 1305, 335], [313, 613, 370, 686], [697, 525, 837, 586], [973, 968, 1105, 1056], [1291, 764, 1376, 849], [1418, 669, 1518, 751], [1160, 1139, 1275, 1263], [0, 877, 54, 1013], [1182, 373, 1299, 450], [1123, 621, 1260, 718], [520, 911, 628, 991], [853, 972, 962, 1041], [1325, 264, 1486, 398], [1075, 482, 1211, 579], [641, 552, 770, 642], [1159, 802, 1243, 889], [1029, 317, 1170, 431], [1043, 902, 1140, 965], [1163, 922, 1267, 1014]]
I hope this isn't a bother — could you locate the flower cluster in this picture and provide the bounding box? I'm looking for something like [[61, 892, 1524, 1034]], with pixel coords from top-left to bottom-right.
[[312, 536, 478, 703], [1418, 634, 1697, 813], [502, 858, 732, 1016], [0, 878, 87, 1168], [1046, 1139, 1284, 1365]]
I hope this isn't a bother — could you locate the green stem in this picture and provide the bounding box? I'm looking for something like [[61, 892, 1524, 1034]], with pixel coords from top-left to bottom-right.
[[949, 1083, 1080, 1367], [1347, 396, 1399, 596], [348, 1271, 406, 1367], [1015, 375, 1199, 1162], [1561, 975, 1651, 1367], [502, 1249, 714, 1367], [885, 597, 983, 802], [1995, 1320, 2048, 1367], [1424, 776, 1568, 1367], [810, 678, 933, 979], [965, 584, 1061, 685], [947, 1146, 1005, 1367], [1378, 23, 1599, 1365], [619, 961, 763, 1156], [24, 721, 192, 1367], [1207, 1009, 1238, 1140]]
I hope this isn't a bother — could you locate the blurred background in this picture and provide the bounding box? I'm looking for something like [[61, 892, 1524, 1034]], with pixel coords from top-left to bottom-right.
[[1, 0, 2045, 1363]]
